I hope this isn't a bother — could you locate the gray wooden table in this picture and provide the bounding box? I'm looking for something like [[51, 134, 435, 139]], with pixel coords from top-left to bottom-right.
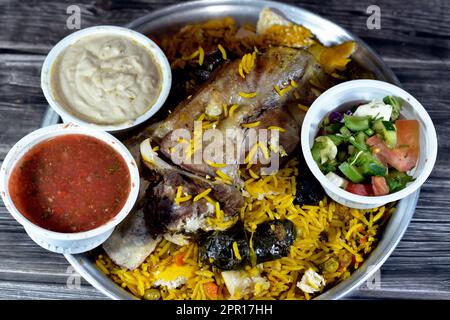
[[0, 0, 449, 300]]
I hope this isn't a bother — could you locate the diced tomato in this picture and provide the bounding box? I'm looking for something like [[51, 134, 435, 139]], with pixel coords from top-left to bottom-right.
[[371, 176, 389, 196], [366, 133, 418, 172], [346, 182, 373, 196], [174, 252, 185, 266], [203, 282, 219, 300], [367, 135, 388, 159], [395, 119, 420, 166], [360, 235, 369, 244]]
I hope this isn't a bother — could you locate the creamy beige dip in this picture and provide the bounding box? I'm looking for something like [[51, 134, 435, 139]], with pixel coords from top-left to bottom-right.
[[51, 34, 162, 125]]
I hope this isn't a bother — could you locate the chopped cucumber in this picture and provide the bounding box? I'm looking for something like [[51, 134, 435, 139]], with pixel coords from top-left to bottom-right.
[[359, 161, 388, 177], [356, 131, 368, 146], [344, 115, 370, 132], [353, 152, 387, 177], [372, 119, 397, 148], [364, 128, 375, 136], [348, 136, 368, 152], [338, 162, 365, 183], [339, 126, 352, 137], [327, 134, 346, 146]]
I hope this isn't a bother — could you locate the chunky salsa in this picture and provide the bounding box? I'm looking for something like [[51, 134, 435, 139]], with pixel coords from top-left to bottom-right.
[[8, 134, 131, 233]]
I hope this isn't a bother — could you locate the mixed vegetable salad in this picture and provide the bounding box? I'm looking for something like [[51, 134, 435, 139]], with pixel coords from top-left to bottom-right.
[[311, 96, 419, 196]]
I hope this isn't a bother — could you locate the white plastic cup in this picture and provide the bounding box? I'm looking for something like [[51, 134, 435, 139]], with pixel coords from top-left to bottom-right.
[[301, 80, 438, 209], [0, 124, 140, 254], [41, 26, 172, 133]]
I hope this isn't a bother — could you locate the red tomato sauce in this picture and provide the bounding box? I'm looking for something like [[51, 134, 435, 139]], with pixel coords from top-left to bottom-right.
[[8, 134, 131, 233]]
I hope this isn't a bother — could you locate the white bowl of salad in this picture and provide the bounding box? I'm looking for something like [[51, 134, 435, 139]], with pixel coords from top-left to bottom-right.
[[301, 80, 437, 209]]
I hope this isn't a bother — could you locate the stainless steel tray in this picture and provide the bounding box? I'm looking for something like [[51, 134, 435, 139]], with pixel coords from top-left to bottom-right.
[[40, 0, 419, 299]]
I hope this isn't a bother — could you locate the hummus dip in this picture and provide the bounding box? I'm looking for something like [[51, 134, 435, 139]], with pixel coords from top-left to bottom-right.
[[51, 34, 162, 125]]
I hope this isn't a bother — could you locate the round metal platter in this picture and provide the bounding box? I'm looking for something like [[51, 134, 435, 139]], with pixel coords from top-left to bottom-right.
[[40, 0, 420, 300]]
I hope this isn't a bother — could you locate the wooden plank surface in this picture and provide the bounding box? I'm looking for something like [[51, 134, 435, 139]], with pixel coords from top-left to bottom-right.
[[0, 0, 449, 300]]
